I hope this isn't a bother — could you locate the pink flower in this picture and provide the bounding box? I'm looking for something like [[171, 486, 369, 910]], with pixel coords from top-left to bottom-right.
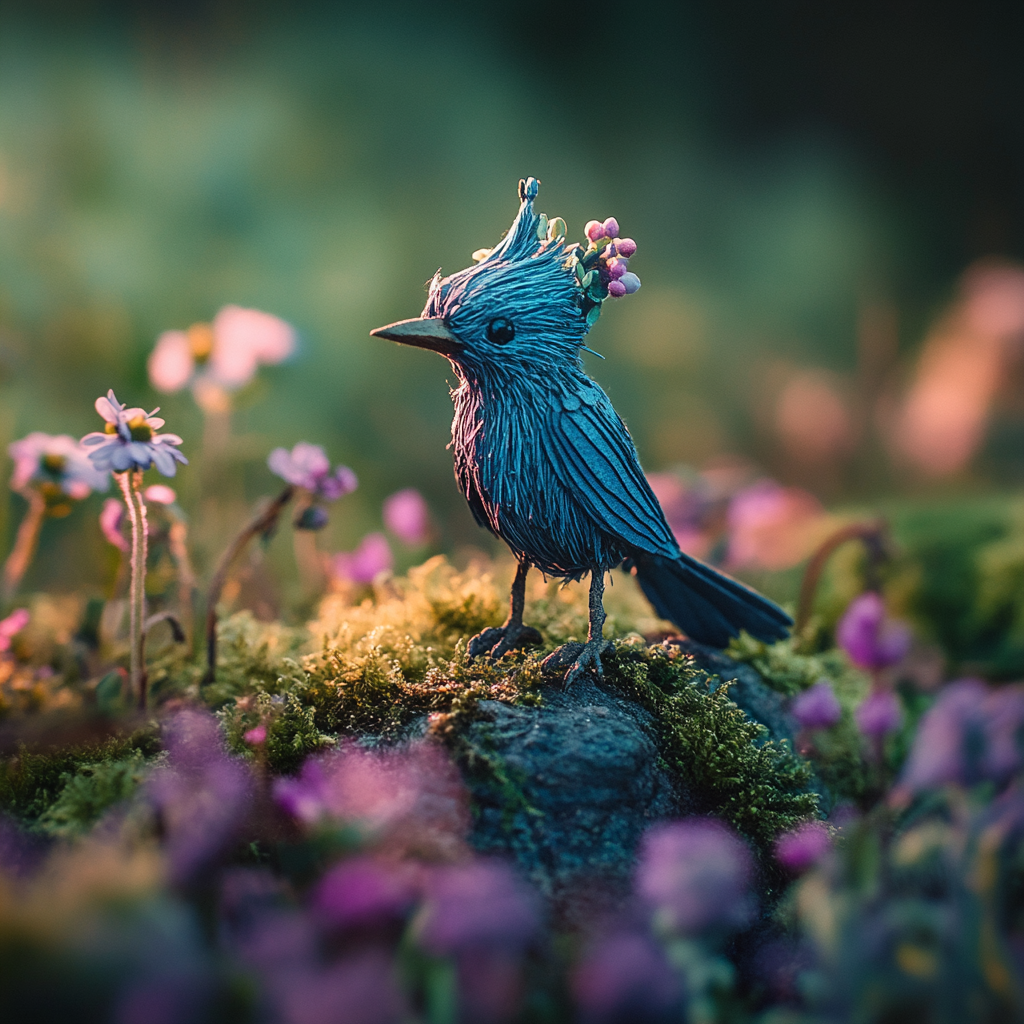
[[836, 592, 911, 671], [99, 498, 128, 550], [792, 681, 842, 730], [855, 689, 903, 739], [143, 484, 176, 505], [332, 533, 393, 584], [148, 306, 295, 394], [617, 237, 637, 257], [774, 821, 831, 872], [243, 724, 267, 745], [8, 432, 108, 498], [383, 488, 430, 546], [585, 220, 605, 242], [0, 608, 30, 652], [267, 443, 357, 500], [313, 857, 418, 928], [601, 217, 620, 238]]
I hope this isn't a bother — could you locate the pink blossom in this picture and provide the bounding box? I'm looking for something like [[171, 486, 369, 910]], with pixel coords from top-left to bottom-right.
[[606, 257, 629, 280], [332, 533, 393, 584], [99, 498, 128, 550], [268, 443, 357, 501], [313, 857, 418, 928], [148, 330, 195, 393], [383, 488, 430, 546], [774, 820, 831, 872], [243, 724, 267, 745], [617, 237, 637, 257], [585, 220, 604, 242], [209, 305, 295, 389], [601, 217, 619, 238], [0, 608, 30, 652], [143, 484, 176, 505], [9, 432, 108, 497]]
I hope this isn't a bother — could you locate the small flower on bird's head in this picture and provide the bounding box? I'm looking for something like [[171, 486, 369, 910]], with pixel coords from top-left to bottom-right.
[[267, 442, 357, 501], [99, 498, 128, 550], [383, 488, 431, 546], [8, 432, 108, 507], [837, 591, 911, 671], [81, 391, 188, 477], [792, 680, 842, 730], [148, 305, 296, 394]]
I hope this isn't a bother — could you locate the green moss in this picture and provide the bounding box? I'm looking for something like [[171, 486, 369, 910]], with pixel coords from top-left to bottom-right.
[[604, 643, 818, 853], [34, 751, 153, 838], [0, 729, 160, 826]]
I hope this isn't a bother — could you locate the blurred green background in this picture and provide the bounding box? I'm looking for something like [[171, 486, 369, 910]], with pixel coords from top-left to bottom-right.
[[1, 0, 1021, 600]]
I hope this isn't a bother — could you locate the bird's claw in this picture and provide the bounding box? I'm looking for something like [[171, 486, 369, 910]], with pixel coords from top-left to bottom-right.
[[467, 623, 543, 661], [541, 639, 613, 687]]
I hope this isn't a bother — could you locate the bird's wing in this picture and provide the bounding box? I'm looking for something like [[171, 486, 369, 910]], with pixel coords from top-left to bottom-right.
[[543, 381, 680, 558]]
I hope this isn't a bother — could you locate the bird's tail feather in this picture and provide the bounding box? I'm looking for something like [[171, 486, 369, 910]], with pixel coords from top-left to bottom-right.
[[631, 552, 791, 647]]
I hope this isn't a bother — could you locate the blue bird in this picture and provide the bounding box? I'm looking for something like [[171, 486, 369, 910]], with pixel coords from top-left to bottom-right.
[[371, 178, 791, 684]]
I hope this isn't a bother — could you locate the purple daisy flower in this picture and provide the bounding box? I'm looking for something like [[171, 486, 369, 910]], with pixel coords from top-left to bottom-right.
[[267, 442, 357, 500], [81, 390, 188, 477]]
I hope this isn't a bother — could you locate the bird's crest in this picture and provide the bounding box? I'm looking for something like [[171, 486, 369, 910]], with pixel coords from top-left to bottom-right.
[[432, 178, 641, 342]]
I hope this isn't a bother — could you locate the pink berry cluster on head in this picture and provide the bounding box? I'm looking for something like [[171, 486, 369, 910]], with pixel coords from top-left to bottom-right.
[[583, 217, 641, 298]]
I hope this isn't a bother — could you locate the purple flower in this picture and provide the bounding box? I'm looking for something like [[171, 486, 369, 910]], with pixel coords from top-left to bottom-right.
[[899, 679, 1024, 792], [836, 592, 911, 671], [607, 279, 627, 298], [382, 488, 431, 546], [416, 860, 541, 955], [147, 709, 253, 885], [274, 741, 469, 859], [267, 442, 357, 500], [8, 431, 108, 498], [585, 220, 605, 242], [100, 498, 129, 550], [313, 857, 418, 929], [571, 931, 682, 1024], [854, 688, 904, 739], [774, 820, 831, 872], [636, 819, 755, 934], [602, 217, 620, 238], [82, 391, 188, 477], [0, 608, 30, 652], [792, 680, 842, 730], [332, 533, 394, 584], [617, 237, 638, 257]]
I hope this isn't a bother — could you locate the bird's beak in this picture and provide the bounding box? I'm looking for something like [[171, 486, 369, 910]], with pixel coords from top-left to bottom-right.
[[369, 317, 464, 356]]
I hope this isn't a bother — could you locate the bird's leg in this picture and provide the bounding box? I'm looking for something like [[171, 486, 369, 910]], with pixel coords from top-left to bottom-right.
[[467, 560, 543, 660], [541, 570, 614, 686]]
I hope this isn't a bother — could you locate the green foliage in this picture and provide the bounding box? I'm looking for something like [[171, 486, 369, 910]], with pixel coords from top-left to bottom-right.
[[727, 633, 863, 698], [0, 729, 160, 826], [604, 642, 818, 853], [34, 751, 153, 838]]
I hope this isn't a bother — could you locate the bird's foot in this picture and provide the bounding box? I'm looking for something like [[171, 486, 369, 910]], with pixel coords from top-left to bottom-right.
[[467, 622, 543, 661], [541, 639, 614, 688]]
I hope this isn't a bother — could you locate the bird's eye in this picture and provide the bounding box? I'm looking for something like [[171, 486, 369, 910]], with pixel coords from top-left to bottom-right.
[[486, 317, 515, 345]]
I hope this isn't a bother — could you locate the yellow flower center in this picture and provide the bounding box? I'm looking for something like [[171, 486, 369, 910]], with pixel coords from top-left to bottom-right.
[[127, 416, 153, 442], [41, 454, 67, 474], [104, 422, 117, 434], [188, 322, 215, 364]]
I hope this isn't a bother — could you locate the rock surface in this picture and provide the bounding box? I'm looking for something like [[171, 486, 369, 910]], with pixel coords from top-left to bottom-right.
[[460, 647, 809, 918]]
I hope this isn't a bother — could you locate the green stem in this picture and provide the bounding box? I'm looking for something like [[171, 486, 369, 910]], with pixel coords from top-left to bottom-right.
[[203, 485, 294, 685], [1, 489, 46, 603], [117, 470, 149, 710]]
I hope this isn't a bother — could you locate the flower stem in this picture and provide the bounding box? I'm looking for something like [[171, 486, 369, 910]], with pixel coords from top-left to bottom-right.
[[1, 490, 47, 603], [117, 470, 149, 710], [795, 519, 888, 635], [203, 485, 294, 685]]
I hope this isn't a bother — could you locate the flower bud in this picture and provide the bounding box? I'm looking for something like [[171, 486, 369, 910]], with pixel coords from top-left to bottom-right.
[[547, 217, 567, 241], [617, 237, 637, 257], [620, 272, 641, 294], [607, 280, 627, 298], [585, 220, 605, 242], [602, 217, 619, 238], [607, 257, 629, 280]]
